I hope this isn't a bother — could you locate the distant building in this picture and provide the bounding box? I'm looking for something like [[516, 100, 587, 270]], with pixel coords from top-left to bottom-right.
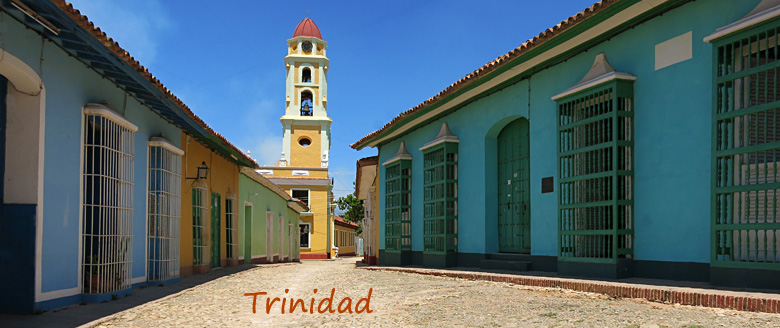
[[352, 0, 780, 290], [258, 18, 335, 259], [334, 216, 360, 257], [356, 156, 379, 264]]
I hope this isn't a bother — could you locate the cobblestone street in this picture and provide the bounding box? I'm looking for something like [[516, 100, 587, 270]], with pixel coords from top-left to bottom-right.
[[86, 258, 780, 327]]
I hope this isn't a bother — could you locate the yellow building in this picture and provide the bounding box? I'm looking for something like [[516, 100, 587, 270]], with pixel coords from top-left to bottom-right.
[[259, 18, 334, 259], [180, 133, 241, 275], [334, 216, 359, 257]]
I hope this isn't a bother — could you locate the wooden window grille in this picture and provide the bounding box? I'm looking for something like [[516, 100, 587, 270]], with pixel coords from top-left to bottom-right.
[[384, 159, 412, 251], [147, 141, 182, 282], [81, 110, 136, 294], [192, 183, 209, 266], [556, 81, 634, 263], [423, 143, 458, 254], [713, 21, 780, 269]]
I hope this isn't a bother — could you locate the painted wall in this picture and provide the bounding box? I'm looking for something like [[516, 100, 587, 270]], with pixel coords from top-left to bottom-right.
[[377, 0, 762, 264], [180, 134, 239, 272], [290, 125, 323, 167], [277, 184, 330, 257], [335, 224, 357, 255], [237, 173, 301, 262], [0, 15, 183, 306]]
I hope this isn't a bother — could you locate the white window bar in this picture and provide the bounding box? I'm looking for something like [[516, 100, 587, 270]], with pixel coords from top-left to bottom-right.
[[225, 196, 238, 259], [192, 182, 209, 266], [147, 138, 183, 282], [81, 105, 137, 295]]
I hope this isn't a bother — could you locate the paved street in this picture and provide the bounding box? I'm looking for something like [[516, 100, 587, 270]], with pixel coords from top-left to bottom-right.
[[84, 258, 780, 327]]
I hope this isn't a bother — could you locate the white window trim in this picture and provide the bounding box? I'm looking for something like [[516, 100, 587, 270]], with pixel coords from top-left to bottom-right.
[[146, 139, 182, 282], [299, 222, 312, 249], [298, 63, 315, 84], [290, 188, 311, 207]]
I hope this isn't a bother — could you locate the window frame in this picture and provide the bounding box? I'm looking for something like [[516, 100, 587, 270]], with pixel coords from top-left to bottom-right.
[[146, 137, 183, 282], [291, 188, 311, 208], [710, 18, 780, 270], [299, 222, 311, 249], [554, 77, 635, 264]]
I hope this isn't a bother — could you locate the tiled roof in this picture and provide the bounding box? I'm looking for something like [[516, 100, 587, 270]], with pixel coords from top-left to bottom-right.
[[292, 18, 322, 39], [351, 0, 619, 149], [335, 216, 359, 228], [52, 0, 256, 167]]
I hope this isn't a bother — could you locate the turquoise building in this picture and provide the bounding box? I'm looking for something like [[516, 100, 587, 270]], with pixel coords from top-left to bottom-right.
[[352, 0, 780, 289], [0, 1, 255, 313]]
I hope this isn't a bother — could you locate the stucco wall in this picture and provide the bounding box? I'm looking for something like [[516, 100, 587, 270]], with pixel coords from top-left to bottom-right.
[[377, 0, 762, 264], [180, 134, 239, 271], [237, 173, 300, 262], [0, 15, 182, 301]]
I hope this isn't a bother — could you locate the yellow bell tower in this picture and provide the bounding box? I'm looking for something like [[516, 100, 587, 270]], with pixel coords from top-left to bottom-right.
[[279, 17, 331, 168], [258, 18, 335, 260]]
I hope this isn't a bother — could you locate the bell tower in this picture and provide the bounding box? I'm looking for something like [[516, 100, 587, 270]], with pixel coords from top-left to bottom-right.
[[279, 18, 332, 168]]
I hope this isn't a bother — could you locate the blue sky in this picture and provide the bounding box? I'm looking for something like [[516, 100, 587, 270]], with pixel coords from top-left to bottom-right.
[[69, 0, 596, 199]]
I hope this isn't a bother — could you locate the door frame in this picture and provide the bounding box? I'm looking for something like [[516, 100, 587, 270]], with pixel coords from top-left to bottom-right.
[[244, 202, 252, 264], [266, 212, 274, 262], [496, 118, 531, 253]]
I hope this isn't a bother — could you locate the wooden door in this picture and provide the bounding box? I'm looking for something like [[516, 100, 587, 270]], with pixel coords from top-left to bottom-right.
[[244, 206, 252, 264], [210, 192, 221, 267], [497, 119, 531, 253]]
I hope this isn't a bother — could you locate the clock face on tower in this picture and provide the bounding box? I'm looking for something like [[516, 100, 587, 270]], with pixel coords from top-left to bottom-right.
[[302, 41, 313, 53]]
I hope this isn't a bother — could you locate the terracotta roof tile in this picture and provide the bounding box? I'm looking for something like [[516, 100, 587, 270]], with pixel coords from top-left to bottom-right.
[[52, 0, 256, 167], [351, 0, 617, 149]]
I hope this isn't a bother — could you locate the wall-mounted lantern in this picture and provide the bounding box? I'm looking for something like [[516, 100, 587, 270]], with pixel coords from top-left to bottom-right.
[[187, 161, 209, 180]]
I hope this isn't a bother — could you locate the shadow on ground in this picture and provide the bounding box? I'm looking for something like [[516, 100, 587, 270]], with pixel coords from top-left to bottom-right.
[[0, 263, 297, 328]]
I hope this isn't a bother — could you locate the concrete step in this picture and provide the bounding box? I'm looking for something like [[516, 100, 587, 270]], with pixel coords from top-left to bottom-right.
[[486, 253, 533, 262], [480, 259, 531, 272]]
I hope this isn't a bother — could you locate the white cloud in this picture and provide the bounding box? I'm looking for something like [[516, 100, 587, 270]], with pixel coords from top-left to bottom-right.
[[252, 136, 282, 166], [68, 0, 172, 65]]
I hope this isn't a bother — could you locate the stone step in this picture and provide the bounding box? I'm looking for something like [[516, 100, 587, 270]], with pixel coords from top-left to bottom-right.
[[480, 259, 531, 272], [486, 253, 533, 262]]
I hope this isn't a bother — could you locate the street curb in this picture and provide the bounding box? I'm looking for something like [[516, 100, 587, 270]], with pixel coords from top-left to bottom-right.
[[77, 262, 299, 328], [359, 266, 780, 314]]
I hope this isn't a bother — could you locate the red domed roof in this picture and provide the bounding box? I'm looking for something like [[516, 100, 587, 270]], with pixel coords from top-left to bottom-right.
[[292, 18, 322, 39]]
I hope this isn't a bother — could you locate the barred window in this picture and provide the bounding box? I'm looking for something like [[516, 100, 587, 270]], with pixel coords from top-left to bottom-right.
[[192, 183, 209, 266], [713, 23, 780, 267], [384, 158, 412, 251], [147, 138, 182, 282], [556, 81, 634, 263], [225, 196, 238, 259], [421, 141, 458, 254], [81, 104, 137, 294]]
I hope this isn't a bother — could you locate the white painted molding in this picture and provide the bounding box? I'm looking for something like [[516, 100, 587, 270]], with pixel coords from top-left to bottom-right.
[[83, 103, 139, 132], [256, 169, 274, 175], [420, 123, 459, 151], [148, 137, 184, 156], [383, 141, 413, 165], [292, 170, 310, 176], [704, 0, 780, 42], [552, 72, 636, 100], [552, 53, 635, 101]]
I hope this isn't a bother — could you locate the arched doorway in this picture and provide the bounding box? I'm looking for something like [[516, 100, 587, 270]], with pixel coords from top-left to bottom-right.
[[497, 118, 530, 253]]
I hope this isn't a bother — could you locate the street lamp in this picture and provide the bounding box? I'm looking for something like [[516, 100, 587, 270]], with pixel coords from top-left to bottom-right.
[[187, 161, 209, 180]]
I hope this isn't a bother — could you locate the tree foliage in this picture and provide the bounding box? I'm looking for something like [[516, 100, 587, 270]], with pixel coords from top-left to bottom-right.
[[336, 193, 364, 235]]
